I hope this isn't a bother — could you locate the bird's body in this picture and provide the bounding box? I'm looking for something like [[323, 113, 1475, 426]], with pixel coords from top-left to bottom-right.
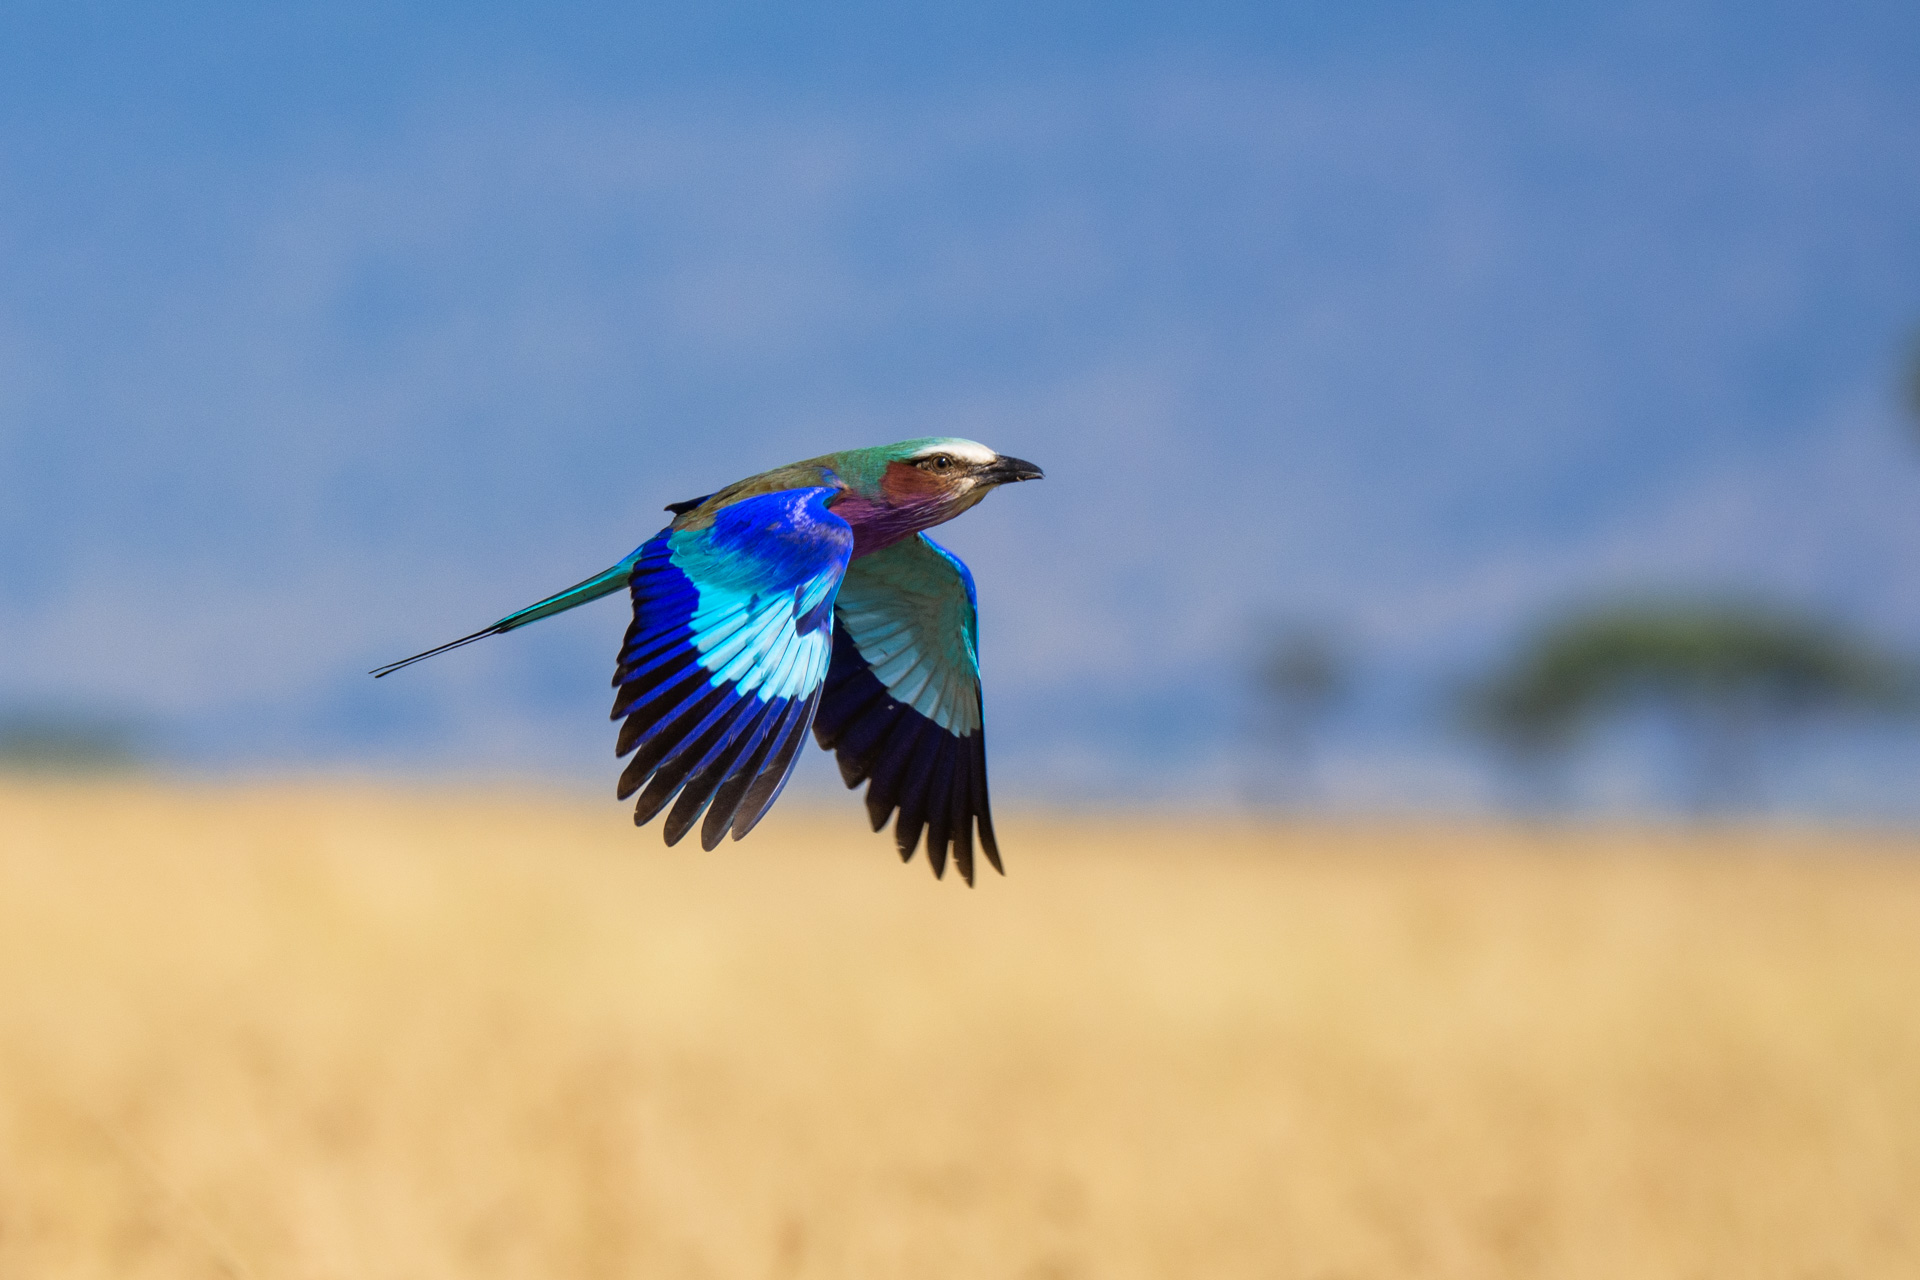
[[373, 438, 1042, 884]]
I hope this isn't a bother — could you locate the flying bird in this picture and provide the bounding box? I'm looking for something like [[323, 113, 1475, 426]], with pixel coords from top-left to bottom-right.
[[372, 438, 1043, 884]]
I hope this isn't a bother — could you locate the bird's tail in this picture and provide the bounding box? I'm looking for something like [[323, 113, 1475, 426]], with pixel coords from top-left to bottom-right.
[[370, 551, 642, 678]]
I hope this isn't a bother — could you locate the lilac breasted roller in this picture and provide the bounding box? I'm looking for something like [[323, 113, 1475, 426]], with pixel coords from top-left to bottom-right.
[[372, 438, 1043, 884]]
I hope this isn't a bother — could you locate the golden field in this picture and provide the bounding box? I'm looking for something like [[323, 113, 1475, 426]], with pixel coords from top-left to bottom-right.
[[1, 781, 1916, 1280]]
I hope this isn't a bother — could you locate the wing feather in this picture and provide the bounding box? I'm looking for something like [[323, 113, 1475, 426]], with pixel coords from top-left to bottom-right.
[[610, 488, 852, 842], [811, 534, 1000, 881], [700, 699, 791, 847], [731, 691, 822, 838]]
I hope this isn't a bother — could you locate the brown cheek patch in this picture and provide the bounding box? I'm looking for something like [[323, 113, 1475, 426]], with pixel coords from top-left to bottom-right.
[[882, 460, 945, 498]]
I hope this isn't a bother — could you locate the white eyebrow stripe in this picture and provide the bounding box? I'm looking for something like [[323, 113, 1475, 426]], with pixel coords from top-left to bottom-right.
[[909, 440, 996, 466]]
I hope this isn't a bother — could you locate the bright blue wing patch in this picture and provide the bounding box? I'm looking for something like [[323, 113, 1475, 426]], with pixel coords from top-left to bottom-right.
[[812, 534, 1000, 884], [611, 488, 853, 848]]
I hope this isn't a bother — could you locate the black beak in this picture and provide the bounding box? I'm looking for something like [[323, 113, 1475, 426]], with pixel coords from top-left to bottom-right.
[[984, 455, 1045, 484]]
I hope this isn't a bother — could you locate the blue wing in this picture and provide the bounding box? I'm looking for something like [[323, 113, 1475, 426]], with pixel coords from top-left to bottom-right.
[[811, 534, 1000, 884], [611, 488, 853, 849]]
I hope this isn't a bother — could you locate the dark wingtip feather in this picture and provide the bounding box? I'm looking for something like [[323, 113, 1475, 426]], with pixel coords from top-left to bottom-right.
[[863, 716, 925, 834], [632, 768, 683, 830], [730, 692, 821, 842], [894, 811, 925, 862], [970, 732, 1003, 875], [814, 600, 1005, 885], [925, 811, 953, 881], [632, 704, 739, 835], [703, 706, 784, 850], [884, 724, 945, 856], [662, 781, 709, 847], [669, 699, 784, 850], [615, 682, 729, 798], [616, 749, 652, 802], [915, 735, 957, 879], [951, 750, 974, 887], [614, 666, 701, 753]]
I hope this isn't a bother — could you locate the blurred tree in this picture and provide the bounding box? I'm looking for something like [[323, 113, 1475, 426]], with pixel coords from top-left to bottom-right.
[[1907, 326, 1920, 441], [1245, 624, 1349, 807], [0, 711, 141, 774], [1467, 601, 1916, 814]]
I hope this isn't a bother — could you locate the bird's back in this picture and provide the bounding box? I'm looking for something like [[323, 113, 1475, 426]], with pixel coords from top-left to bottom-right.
[[666, 459, 844, 531]]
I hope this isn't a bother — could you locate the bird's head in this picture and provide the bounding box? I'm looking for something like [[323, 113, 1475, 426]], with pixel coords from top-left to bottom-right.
[[862, 438, 1045, 515]]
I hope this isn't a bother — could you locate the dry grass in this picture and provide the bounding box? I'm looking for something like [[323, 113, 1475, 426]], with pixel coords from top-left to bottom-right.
[[0, 780, 1916, 1279]]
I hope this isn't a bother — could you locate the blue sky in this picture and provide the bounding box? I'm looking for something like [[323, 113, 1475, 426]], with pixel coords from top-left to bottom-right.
[[4, 2, 1919, 811]]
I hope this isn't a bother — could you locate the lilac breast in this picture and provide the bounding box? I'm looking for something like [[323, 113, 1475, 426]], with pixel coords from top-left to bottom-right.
[[831, 491, 946, 559]]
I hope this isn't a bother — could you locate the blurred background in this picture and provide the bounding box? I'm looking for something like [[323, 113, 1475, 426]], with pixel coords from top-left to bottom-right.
[[4, 1, 1920, 812], [7, 9, 1920, 1278]]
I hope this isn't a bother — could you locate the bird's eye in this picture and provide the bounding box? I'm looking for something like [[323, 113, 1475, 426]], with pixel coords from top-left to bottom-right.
[[925, 454, 954, 472]]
